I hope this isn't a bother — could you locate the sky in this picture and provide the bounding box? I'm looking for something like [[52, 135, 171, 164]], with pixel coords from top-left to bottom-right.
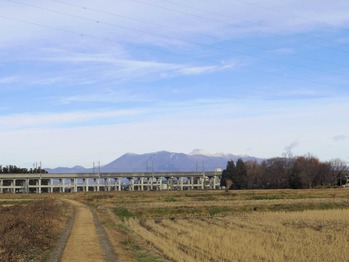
[[0, 0, 349, 168]]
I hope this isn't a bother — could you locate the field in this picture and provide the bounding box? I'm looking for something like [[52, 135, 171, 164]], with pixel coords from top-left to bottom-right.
[[0, 197, 71, 261], [126, 209, 349, 261], [1, 189, 349, 261], [80, 189, 349, 262]]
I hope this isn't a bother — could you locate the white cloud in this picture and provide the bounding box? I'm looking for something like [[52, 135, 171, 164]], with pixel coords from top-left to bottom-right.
[[178, 61, 237, 75], [336, 37, 349, 44], [1, 0, 349, 48], [333, 135, 347, 141], [273, 48, 295, 55], [58, 90, 151, 104], [14, 49, 238, 83], [0, 109, 146, 130], [1, 97, 348, 168], [0, 76, 19, 84], [1, 0, 349, 167]]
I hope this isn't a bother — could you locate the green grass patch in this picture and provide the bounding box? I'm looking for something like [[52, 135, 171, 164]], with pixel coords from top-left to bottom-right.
[[0, 200, 34, 206], [208, 206, 230, 216], [250, 194, 280, 200], [196, 195, 217, 201], [113, 207, 135, 221], [115, 223, 130, 231], [135, 251, 166, 262], [252, 202, 349, 213], [149, 207, 202, 217], [164, 196, 177, 202]]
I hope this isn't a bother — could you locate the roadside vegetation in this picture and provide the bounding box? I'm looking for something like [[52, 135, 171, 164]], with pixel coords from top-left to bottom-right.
[[0, 199, 71, 261]]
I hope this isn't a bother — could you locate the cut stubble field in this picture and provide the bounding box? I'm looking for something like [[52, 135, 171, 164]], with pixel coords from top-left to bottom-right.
[[81, 188, 349, 262], [1, 188, 349, 261], [126, 209, 349, 261]]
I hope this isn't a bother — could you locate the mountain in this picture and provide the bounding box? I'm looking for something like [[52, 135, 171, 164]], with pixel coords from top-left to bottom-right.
[[45, 165, 89, 173], [46, 150, 262, 173]]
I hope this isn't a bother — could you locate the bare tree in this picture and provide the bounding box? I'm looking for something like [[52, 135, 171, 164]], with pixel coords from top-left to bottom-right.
[[330, 158, 347, 187], [245, 160, 263, 189], [294, 154, 321, 189]]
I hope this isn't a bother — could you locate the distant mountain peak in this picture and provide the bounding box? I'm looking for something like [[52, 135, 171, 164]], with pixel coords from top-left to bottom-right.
[[47, 150, 262, 173]]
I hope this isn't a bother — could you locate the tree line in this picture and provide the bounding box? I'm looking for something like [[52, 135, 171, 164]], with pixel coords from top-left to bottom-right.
[[0, 165, 48, 174], [221, 153, 348, 190]]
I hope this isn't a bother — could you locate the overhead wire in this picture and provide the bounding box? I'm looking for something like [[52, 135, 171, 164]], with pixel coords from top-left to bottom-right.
[[50, 0, 216, 41], [0, 14, 213, 65], [1, 14, 342, 89], [158, 0, 349, 54], [0, 1, 347, 88], [126, 0, 349, 84], [42, 0, 349, 74], [230, 0, 348, 32], [129, 0, 349, 54]]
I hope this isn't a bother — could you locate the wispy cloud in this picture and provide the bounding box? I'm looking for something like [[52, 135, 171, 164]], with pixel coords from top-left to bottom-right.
[[29, 51, 239, 83], [177, 62, 237, 75], [273, 48, 295, 55], [58, 90, 151, 105], [0, 76, 19, 84], [253, 86, 333, 100], [1, 0, 349, 167], [0, 109, 146, 130], [30, 77, 67, 86], [333, 135, 347, 141]]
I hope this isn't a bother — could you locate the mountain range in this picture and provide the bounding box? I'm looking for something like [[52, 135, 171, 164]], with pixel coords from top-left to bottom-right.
[[46, 149, 262, 173]]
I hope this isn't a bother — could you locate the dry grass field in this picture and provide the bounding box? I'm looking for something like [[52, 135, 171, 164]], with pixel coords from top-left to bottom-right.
[[79, 188, 349, 262], [126, 209, 349, 261], [1, 188, 348, 261], [0, 198, 71, 261]]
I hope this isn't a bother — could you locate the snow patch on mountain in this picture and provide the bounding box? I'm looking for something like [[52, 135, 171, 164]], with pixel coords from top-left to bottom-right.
[[189, 149, 249, 158]]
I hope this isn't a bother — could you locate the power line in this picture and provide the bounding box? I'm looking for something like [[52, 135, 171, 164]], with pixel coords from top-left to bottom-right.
[[230, 0, 348, 32], [0, 10, 346, 88], [160, 0, 349, 53], [0, 14, 85, 37], [5, 0, 347, 79], [129, 0, 349, 55], [0, 14, 205, 63], [51, 0, 216, 41], [49, 0, 349, 70]]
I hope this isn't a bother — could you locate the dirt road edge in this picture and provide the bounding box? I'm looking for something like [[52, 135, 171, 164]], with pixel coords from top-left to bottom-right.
[[90, 206, 118, 262], [46, 202, 76, 262]]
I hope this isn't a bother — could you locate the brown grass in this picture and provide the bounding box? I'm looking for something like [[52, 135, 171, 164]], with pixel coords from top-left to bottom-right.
[[74, 188, 349, 261], [2, 188, 348, 261], [0, 199, 71, 262], [126, 209, 349, 261]]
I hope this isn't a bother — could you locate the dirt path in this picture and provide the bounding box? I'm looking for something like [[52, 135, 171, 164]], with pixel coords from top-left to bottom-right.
[[59, 200, 116, 262]]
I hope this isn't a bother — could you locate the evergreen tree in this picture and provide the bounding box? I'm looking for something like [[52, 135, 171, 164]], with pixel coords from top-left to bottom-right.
[[220, 160, 235, 190], [235, 159, 247, 189]]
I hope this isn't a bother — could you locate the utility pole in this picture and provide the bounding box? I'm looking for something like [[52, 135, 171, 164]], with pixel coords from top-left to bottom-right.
[[39, 161, 42, 180], [151, 161, 154, 190], [98, 161, 101, 179]]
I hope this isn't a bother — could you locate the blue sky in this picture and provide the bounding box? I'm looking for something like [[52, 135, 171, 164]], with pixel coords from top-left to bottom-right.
[[0, 0, 348, 168]]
